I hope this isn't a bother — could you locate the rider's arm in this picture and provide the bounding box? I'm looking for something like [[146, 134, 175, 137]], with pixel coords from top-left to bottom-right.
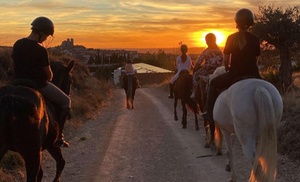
[[43, 65, 53, 81], [224, 54, 230, 71]]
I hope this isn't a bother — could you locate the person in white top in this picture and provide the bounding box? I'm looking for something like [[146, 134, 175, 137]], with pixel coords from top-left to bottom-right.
[[125, 59, 136, 75], [124, 59, 140, 87], [168, 44, 193, 98]]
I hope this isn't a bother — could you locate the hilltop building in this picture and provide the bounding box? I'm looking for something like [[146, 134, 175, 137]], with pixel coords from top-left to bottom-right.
[[61, 38, 74, 49]]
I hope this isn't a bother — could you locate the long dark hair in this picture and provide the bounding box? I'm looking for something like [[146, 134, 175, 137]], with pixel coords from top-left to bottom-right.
[[180, 44, 188, 63]]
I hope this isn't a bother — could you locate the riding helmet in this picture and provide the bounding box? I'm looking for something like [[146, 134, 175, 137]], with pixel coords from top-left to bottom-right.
[[31, 16, 54, 36], [234, 8, 254, 29]]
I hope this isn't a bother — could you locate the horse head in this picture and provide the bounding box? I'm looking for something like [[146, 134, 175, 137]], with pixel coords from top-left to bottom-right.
[[50, 60, 75, 95]]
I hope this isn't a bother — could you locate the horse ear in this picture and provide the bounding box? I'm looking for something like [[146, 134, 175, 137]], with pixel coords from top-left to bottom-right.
[[67, 60, 75, 72]]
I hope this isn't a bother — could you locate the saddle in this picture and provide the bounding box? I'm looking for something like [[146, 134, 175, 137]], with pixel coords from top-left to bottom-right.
[[218, 75, 261, 94]]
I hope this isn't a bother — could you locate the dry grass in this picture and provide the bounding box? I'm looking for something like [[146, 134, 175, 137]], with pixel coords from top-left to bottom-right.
[[0, 48, 114, 181], [278, 88, 300, 162]]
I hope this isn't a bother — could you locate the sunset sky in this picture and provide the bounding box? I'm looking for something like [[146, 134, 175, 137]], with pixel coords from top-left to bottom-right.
[[0, 0, 298, 49]]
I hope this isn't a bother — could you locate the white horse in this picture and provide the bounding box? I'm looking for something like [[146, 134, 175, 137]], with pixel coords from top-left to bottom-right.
[[211, 66, 283, 182]]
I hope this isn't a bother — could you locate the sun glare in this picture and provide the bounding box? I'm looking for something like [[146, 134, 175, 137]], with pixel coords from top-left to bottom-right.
[[194, 30, 228, 47]]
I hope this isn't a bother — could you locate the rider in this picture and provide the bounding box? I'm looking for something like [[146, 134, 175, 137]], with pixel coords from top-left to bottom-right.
[[168, 44, 193, 99], [12, 16, 70, 148], [124, 59, 140, 88], [192, 33, 223, 97], [202, 8, 261, 120]]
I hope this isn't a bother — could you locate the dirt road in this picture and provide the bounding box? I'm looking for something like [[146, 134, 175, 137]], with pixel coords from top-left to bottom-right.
[[41, 86, 300, 182]]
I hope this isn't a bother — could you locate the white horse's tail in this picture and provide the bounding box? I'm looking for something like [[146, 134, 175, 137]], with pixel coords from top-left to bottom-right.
[[249, 87, 277, 182]]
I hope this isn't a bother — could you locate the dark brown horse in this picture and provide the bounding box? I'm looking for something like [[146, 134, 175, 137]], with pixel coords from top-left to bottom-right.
[[173, 70, 199, 130], [0, 60, 74, 182], [193, 76, 213, 148], [123, 74, 137, 109]]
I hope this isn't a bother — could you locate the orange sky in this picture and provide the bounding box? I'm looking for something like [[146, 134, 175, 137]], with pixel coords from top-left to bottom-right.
[[0, 1, 298, 49]]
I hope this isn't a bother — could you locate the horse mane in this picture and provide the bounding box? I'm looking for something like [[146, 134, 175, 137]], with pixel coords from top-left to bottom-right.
[[11, 79, 38, 89]]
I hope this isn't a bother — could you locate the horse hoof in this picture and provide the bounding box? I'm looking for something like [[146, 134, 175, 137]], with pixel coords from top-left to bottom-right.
[[225, 164, 231, 172], [182, 125, 187, 129], [174, 116, 178, 121], [210, 143, 216, 152], [195, 125, 199, 131], [204, 143, 210, 148], [216, 149, 222, 156]]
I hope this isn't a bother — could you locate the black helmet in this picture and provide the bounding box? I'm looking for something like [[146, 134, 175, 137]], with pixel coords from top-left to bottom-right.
[[234, 8, 254, 29], [31, 16, 54, 36]]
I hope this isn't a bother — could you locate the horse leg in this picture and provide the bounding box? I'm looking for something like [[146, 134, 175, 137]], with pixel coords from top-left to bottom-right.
[[194, 112, 199, 131], [47, 147, 65, 182], [209, 120, 216, 150], [22, 151, 42, 182], [0, 140, 8, 161], [214, 126, 222, 155], [126, 96, 131, 109], [203, 119, 211, 148], [174, 97, 178, 121], [186, 96, 199, 131], [223, 131, 237, 182], [181, 100, 187, 129]]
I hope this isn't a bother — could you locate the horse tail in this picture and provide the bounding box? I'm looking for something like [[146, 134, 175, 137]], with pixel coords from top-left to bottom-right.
[[249, 87, 277, 182]]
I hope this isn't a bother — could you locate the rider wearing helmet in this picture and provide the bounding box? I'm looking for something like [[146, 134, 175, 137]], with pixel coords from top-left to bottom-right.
[[203, 8, 261, 120], [12, 16, 70, 148]]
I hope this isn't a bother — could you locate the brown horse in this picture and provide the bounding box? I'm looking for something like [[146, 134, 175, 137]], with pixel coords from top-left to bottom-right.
[[193, 75, 216, 148], [123, 74, 137, 109], [173, 70, 199, 130], [0, 60, 74, 182]]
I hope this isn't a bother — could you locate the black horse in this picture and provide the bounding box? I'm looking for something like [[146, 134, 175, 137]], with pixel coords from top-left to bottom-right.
[[173, 70, 199, 130], [193, 75, 213, 148], [123, 74, 137, 109], [0, 60, 74, 182]]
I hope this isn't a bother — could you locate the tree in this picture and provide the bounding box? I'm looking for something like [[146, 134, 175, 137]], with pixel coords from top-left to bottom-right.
[[253, 5, 300, 92]]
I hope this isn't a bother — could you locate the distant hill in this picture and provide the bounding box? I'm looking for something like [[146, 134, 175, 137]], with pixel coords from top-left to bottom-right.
[[126, 47, 224, 55]]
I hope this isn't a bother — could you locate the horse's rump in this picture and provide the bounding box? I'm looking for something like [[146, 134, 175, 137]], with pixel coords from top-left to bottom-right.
[[175, 71, 193, 99], [123, 74, 137, 90], [0, 85, 46, 150], [213, 78, 283, 181]]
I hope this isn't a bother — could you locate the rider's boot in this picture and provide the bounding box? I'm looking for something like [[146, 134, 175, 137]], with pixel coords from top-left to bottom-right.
[[53, 108, 70, 148], [168, 83, 174, 99]]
